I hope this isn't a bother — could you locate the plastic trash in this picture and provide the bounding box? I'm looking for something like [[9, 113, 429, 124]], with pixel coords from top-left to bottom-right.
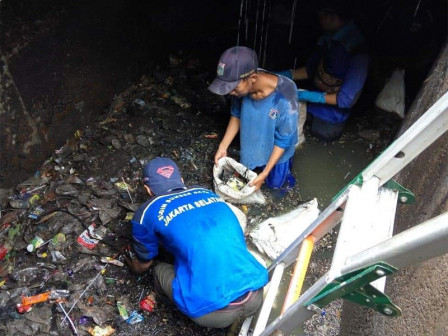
[[73, 257, 97, 273], [77, 224, 100, 250], [0, 242, 12, 261], [117, 301, 129, 320], [55, 184, 79, 196], [51, 233, 66, 246], [88, 325, 116, 336], [27, 236, 44, 252], [139, 292, 157, 313], [213, 157, 266, 205], [126, 310, 144, 324], [21, 289, 69, 306]]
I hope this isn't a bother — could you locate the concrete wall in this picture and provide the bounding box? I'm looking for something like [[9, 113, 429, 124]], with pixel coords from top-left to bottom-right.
[[340, 42, 448, 336], [0, 0, 134, 187], [0, 0, 238, 189]]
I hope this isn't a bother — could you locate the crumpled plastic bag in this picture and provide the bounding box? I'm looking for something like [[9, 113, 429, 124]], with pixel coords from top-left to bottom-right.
[[213, 157, 266, 205], [249, 198, 320, 260], [375, 68, 405, 118], [89, 198, 121, 225]]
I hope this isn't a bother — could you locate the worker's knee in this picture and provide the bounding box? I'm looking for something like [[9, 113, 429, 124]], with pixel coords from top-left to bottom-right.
[[310, 116, 345, 142], [152, 262, 175, 301]]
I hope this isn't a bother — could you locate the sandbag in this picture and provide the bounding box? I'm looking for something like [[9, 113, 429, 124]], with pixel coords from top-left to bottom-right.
[[375, 68, 405, 118], [213, 157, 266, 205], [249, 198, 320, 260]]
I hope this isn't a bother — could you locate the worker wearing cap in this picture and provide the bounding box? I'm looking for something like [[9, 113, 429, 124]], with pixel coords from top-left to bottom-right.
[[209, 46, 299, 191], [127, 157, 267, 329], [277, 1, 369, 141]]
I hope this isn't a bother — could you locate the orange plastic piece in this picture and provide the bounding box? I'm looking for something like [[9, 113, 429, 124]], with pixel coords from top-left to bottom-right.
[[22, 291, 51, 306]]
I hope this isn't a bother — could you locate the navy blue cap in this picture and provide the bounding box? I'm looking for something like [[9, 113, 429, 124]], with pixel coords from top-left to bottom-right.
[[142, 158, 186, 196], [208, 46, 258, 95]]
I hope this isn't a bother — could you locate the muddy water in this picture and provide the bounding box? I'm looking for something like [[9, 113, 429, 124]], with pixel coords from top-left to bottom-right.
[[293, 137, 373, 208], [261, 136, 374, 335]]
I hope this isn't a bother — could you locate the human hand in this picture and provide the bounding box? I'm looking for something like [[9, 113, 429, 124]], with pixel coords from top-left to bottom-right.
[[297, 91, 326, 104], [214, 146, 227, 166], [125, 255, 153, 275], [249, 173, 267, 191]]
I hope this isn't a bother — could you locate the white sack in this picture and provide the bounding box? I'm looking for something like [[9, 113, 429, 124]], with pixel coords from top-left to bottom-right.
[[375, 68, 405, 118], [249, 198, 320, 260], [226, 202, 247, 233], [296, 97, 307, 147], [213, 157, 266, 205]]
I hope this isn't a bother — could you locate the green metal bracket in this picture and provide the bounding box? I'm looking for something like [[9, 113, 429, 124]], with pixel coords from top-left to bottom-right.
[[332, 171, 363, 202], [332, 170, 415, 205], [306, 262, 402, 317], [384, 179, 415, 204]]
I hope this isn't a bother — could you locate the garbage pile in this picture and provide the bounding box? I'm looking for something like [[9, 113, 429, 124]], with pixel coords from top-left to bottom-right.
[[0, 53, 254, 336]]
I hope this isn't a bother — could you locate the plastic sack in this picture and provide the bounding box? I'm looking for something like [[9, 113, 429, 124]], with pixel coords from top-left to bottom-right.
[[249, 198, 319, 260], [226, 202, 247, 232], [213, 157, 266, 205], [296, 100, 307, 147], [375, 68, 405, 118]]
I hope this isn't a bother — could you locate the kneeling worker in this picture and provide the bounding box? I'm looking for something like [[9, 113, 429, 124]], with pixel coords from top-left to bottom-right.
[[127, 157, 267, 328], [277, 1, 369, 141]]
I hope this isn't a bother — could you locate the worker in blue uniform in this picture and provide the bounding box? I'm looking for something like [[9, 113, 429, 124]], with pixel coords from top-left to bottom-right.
[[277, 2, 369, 141], [209, 46, 299, 190], [127, 157, 267, 328]]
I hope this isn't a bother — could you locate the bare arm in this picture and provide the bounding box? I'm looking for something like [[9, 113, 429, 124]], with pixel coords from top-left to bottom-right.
[[324, 93, 338, 105], [292, 67, 309, 81], [214, 116, 240, 165], [250, 145, 285, 191]]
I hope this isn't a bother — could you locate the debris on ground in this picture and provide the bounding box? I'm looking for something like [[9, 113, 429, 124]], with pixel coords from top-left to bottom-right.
[[0, 51, 399, 335]]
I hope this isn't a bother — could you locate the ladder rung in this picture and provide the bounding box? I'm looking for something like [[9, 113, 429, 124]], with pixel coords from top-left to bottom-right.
[[330, 178, 398, 293]]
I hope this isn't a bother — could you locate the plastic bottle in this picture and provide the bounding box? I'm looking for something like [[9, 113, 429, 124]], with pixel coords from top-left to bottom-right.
[[51, 233, 66, 246], [27, 236, 44, 252]]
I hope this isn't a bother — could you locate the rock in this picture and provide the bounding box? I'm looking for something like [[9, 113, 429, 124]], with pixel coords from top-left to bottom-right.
[[111, 139, 121, 149], [72, 153, 86, 162], [359, 129, 380, 141], [123, 133, 135, 144], [136, 135, 150, 148]]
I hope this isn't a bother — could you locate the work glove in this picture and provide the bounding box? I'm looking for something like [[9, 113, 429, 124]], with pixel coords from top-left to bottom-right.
[[297, 90, 326, 104], [274, 70, 293, 80]]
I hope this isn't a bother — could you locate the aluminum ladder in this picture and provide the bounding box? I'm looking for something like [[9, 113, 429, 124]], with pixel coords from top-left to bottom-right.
[[240, 91, 448, 336]]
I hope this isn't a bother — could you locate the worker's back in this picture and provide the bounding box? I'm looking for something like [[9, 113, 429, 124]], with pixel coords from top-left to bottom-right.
[[132, 187, 268, 318]]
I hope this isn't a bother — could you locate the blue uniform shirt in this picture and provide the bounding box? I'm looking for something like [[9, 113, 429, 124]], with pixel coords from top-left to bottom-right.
[[307, 21, 369, 124], [131, 187, 268, 318], [231, 70, 299, 169]]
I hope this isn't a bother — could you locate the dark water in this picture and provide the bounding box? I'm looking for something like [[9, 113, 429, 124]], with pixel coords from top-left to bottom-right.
[[293, 137, 372, 209], [260, 136, 374, 335]]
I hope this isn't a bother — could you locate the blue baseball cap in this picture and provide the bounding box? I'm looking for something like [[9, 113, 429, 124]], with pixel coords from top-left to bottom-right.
[[208, 46, 258, 95], [142, 158, 186, 196]]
